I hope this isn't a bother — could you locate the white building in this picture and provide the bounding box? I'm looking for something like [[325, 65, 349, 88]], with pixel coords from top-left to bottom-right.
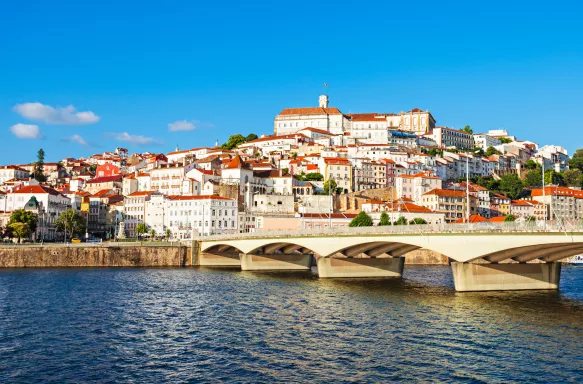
[[430, 127, 474, 150], [145, 193, 169, 236], [150, 163, 196, 196], [274, 95, 350, 135], [395, 172, 443, 204], [166, 195, 238, 239], [123, 191, 156, 237], [0, 165, 30, 185], [473, 133, 501, 151]]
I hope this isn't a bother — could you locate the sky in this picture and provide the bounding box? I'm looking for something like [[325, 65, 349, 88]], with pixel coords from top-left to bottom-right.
[[1, 0, 582, 164]]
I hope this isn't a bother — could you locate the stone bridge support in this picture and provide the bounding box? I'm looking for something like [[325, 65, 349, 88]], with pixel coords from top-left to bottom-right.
[[316, 256, 404, 278], [239, 253, 312, 271], [197, 252, 241, 267], [451, 262, 561, 292]]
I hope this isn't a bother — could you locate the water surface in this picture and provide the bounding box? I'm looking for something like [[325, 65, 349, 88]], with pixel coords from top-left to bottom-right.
[[0, 266, 582, 383]]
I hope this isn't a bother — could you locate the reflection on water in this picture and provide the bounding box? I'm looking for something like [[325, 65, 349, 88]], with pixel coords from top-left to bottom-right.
[[0, 266, 582, 383]]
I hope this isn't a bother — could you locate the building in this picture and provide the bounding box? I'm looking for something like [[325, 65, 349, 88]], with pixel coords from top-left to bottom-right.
[[124, 191, 157, 238], [85, 175, 123, 194], [430, 127, 474, 150], [361, 200, 446, 224], [274, 95, 349, 136], [95, 163, 120, 178], [421, 189, 477, 223], [320, 157, 352, 193], [473, 133, 501, 151], [0, 165, 30, 185], [395, 172, 442, 204], [166, 195, 238, 239], [531, 187, 583, 222], [4, 185, 71, 240]]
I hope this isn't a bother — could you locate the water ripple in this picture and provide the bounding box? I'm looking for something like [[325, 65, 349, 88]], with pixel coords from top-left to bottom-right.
[[0, 266, 582, 383]]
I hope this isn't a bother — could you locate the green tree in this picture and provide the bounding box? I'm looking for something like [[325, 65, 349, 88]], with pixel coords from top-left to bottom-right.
[[499, 174, 524, 199], [544, 169, 564, 186], [9, 209, 37, 234], [349, 211, 373, 227], [462, 125, 473, 134], [569, 148, 583, 172], [32, 148, 47, 182], [165, 228, 172, 241], [136, 223, 148, 239], [409, 218, 427, 225], [149, 229, 156, 240], [395, 216, 408, 225], [8, 222, 30, 243], [427, 148, 443, 157], [524, 159, 538, 170], [485, 146, 501, 157], [323, 178, 338, 195], [499, 137, 513, 144], [473, 148, 485, 157], [378, 212, 390, 226], [220, 134, 246, 150], [562, 169, 583, 187], [523, 169, 543, 188], [55, 209, 86, 239], [525, 216, 537, 222], [245, 133, 258, 142], [305, 172, 324, 181], [504, 214, 516, 222]]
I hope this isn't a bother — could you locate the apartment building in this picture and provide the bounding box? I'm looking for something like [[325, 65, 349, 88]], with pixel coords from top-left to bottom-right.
[[421, 189, 477, 223]]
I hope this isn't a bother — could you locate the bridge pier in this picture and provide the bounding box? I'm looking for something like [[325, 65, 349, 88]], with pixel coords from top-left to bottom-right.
[[197, 252, 241, 267], [316, 256, 404, 278], [451, 262, 561, 292], [239, 253, 312, 271]]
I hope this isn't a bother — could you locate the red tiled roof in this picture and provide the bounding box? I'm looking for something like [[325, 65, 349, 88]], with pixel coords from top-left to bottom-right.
[[298, 127, 334, 135], [87, 175, 123, 184], [279, 107, 342, 116], [455, 214, 487, 223], [169, 195, 233, 201], [128, 191, 156, 197], [11, 185, 62, 196], [423, 188, 466, 197]]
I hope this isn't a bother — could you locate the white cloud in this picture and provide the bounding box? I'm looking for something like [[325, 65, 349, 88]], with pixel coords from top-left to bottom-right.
[[66, 134, 88, 146], [168, 120, 195, 132], [109, 132, 162, 146], [10, 123, 42, 139], [13, 102, 100, 125], [168, 119, 214, 132]]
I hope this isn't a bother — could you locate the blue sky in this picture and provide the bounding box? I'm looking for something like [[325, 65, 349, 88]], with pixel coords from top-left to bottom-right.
[[1, 0, 582, 163]]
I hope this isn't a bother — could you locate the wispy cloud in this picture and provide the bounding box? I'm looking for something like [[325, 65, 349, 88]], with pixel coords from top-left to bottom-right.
[[10, 123, 42, 139], [108, 132, 163, 146], [13, 102, 100, 125], [63, 134, 89, 146], [168, 119, 214, 132]]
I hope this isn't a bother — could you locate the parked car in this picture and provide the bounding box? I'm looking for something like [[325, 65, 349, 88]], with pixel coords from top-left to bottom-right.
[[86, 238, 100, 243], [71, 238, 82, 243]]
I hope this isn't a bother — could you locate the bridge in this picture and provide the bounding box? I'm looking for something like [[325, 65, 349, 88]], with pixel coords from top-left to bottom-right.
[[196, 222, 583, 292]]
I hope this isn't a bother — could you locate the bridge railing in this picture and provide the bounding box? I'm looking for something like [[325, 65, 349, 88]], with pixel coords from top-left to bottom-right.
[[200, 221, 583, 241]]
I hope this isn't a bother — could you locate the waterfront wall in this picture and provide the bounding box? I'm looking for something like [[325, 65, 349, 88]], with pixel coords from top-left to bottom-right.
[[0, 246, 191, 268]]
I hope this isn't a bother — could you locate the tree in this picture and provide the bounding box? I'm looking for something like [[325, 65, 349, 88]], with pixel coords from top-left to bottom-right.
[[524, 159, 538, 170], [569, 148, 583, 172], [32, 148, 47, 182], [504, 214, 516, 222], [149, 229, 156, 240], [409, 218, 427, 225], [544, 169, 564, 186], [379, 212, 390, 226], [349, 211, 373, 227], [499, 174, 524, 199], [323, 178, 337, 195], [165, 228, 172, 241], [305, 172, 324, 181], [462, 125, 473, 134], [525, 216, 536, 222], [395, 216, 408, 225], [9, 222, 30, 243], [473, 148, 485, 157], [9, 209, 37, 235], [245, 133, 258, 142], [220, 134, 246, 150], [523, 169, 543, 188], [136, 223, 148, 239], [485, 146, 501, 157], [563, 169, 583, 187], [499, 137, 513, 144], [427, 148, 443, 157], [55, 209, 86, 239]]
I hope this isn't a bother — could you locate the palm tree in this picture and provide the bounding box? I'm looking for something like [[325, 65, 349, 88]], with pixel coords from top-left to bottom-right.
[[149, 229, 156, 241], [165, 228, 172, 242]]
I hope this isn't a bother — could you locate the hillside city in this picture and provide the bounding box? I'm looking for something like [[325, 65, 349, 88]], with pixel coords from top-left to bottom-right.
[[1, 94, 582, 242]]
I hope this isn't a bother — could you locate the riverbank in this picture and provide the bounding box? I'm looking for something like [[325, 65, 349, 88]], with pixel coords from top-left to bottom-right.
[[0, 245, 191, 268]]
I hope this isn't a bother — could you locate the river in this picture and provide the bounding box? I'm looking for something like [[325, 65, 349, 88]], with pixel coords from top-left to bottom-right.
[[0, 266, 582, 383]]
